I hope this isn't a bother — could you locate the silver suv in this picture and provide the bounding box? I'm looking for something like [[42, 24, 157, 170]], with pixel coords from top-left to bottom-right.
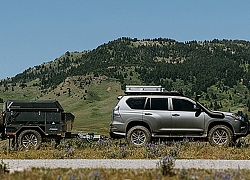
[[109, 86, 249, 146]]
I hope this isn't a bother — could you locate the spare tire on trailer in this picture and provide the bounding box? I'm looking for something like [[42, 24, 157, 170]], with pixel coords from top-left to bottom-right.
[[0, 109, 4, 133]]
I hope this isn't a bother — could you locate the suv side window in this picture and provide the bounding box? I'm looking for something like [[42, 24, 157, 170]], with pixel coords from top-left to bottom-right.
[[126, 97, 146, 109], [172, 98, 195, 111], [145, 98, 168, 110]]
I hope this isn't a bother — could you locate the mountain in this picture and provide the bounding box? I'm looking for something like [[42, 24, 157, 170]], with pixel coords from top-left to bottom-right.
[[1, 37, 250, 133]]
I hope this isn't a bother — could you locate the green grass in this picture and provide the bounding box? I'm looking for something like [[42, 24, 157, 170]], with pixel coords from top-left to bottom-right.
[[2, 138, 250, 179], [1, 135, 250, 160], [2, 167, 250, 180]]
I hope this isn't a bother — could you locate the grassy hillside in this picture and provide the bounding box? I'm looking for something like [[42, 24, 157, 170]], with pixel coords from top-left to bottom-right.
[[1, 38, 250, 136], [50, 77, 123, 135]]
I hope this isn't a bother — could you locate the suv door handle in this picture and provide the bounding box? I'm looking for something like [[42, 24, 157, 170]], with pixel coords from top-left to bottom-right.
[[145, 113, 152, 115], [172, 114, 180, 117]]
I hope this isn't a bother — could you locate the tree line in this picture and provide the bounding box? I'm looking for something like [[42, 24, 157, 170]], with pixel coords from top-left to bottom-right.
[[4, 37, 250, 96]]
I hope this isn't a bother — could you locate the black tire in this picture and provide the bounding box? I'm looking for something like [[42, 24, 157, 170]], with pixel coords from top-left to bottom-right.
[[208, 125, 233, 146], [18, 130, 42, 149], [0, 109, 4, 133], [126, 126, 151, 147]]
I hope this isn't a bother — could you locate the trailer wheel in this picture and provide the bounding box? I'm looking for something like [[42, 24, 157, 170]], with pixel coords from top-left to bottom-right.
[[126, 126, 151, 147], [18, 130, 42, 149]]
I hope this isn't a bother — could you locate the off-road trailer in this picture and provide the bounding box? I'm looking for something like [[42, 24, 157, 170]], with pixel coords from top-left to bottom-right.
[[0, 100, 102, 149]]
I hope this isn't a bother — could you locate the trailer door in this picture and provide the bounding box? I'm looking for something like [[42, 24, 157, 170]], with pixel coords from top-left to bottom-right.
[[45, 112, 61, 135]]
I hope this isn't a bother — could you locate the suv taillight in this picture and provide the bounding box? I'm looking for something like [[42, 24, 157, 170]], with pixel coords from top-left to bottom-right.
[[113, 106, 120, 117]]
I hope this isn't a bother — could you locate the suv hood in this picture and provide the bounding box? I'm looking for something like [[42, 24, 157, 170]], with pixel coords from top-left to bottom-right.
[[197, 101, 247, 121]]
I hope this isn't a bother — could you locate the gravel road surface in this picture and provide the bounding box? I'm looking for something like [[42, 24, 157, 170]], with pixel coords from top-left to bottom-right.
[[3, 159, 250, 173]]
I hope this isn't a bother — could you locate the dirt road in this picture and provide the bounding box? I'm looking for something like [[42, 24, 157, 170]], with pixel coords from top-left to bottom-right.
[[3, 159, 250, 173]]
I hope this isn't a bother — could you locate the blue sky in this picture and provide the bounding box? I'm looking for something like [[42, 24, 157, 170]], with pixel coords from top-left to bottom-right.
[[1, 0, 250, 79]]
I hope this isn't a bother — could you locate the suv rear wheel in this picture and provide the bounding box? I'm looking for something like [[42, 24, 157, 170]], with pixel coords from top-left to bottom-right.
[[126, 126, 151, 147], [208, 125, 233, 146]]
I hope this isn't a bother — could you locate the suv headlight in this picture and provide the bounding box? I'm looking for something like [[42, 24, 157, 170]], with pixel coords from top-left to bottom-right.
[[232, 113, 244, 121]]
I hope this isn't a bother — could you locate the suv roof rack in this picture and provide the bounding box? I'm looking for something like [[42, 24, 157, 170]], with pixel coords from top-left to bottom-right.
[[126, 85, 164, 92], [125, 85, 183, 96]]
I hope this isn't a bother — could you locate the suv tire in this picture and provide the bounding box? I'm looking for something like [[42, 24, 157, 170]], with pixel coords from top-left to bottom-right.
[[18, 130, 42, 149], [208, 125, 233, 146], [126, 126, 151, 147]]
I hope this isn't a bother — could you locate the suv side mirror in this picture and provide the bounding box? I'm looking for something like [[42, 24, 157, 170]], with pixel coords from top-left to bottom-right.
[[117, 95, 123, 100], [194, 104, 202, 117], [195, 95, 202, 101], [194, 104, 200, 111]]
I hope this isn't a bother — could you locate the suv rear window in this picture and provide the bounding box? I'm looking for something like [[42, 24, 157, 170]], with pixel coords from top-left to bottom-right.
[[126, 97, 146, 109]]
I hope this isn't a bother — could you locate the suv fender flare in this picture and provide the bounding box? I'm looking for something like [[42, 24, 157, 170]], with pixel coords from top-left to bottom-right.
[[206, 121, 235, 136], [126, 121, 152, 134]]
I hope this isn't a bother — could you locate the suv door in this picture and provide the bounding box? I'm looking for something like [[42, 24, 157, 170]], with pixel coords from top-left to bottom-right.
[[142, 97, 171, 134], [170, 97, 205, 136]]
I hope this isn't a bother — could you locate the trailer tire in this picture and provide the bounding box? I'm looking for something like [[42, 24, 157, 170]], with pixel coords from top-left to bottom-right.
[[18, 130, 42, 150], [0, 109, 4, 133]]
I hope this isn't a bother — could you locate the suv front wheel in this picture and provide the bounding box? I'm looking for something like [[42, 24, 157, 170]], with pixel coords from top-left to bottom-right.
[[126, 126, 151, 147], [208, 125, 233, 146]]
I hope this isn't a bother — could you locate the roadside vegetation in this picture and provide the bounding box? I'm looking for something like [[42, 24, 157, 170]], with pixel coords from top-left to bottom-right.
[[2, 167, 250, 180], [1, 136, 250, 179], [1, 136, 250, 160]]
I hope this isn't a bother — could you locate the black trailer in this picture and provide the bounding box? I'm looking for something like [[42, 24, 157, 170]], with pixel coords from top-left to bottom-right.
[[0, 100, 102, 149]]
